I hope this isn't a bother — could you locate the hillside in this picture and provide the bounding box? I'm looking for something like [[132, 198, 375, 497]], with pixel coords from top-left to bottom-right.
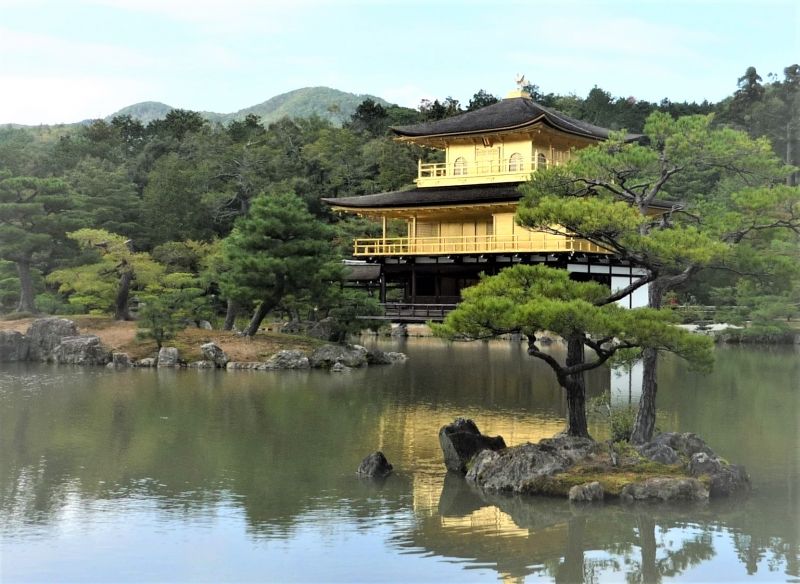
[[105, 87, 391, 126], [106, 101, 175, 124]]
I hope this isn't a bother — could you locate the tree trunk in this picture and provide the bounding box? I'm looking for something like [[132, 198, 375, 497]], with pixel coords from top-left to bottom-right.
[[223, 299, 238, 331], [244, 297, 272, 337], [16, 260, 36, 313], [637, 514, 659, 584], [631, 347, 658, 444], [564, 336, 591, 438], [114, 268, 133, 321], [631, 280, 664, 444], [555, 516, 586, 584]]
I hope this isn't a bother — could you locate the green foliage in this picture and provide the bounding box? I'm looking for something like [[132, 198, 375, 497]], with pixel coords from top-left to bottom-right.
[[151, 240, 215, 274], [433, 265, 714, 372], [324, 288, 384, 342], [142, 152, 216, 245], [136, 272, 209, 349], [47, 229, 165, 314], [219, 191, 343, 333]]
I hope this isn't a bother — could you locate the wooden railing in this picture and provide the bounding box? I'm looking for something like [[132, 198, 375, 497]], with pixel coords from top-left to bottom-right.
[[353, 234, 610, 256], [416, 154, 569, 187], [364, 303, 458, 322]]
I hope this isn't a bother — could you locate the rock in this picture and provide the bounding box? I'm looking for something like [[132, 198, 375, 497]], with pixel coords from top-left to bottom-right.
[[688, 452, 723, 476], [390, 323, 408, 337], [620, 477, 709, 502], [198, 320, 213, 330], [366, 348, 393, 365], [51, 335, 111, 366], [111, 352, 131, 367], [226, 361, 267, 370], [0, 330, 29, 362], [439, 418, 506, 474], [308, 344, 368, 369], [688, 453, 750, 497], [708, 464, 750, 497], [26, 317, 79, 361], [262, 350, 310, 370], [638, 442, 680, 465], [157, 347, 180, 367], [466, 435, 596, 492], [200, 342, 228, 368], [356, 451, 393, 478], [646, 432, 715, 459], [365, 349, 407, 364], [569, 481, 605, 502], [188, 360, 215, 368], [330, 362, 351, 373], [136, 357, 156, 367]]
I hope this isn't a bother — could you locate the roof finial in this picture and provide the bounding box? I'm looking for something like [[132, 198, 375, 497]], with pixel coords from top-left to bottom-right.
[[506, 74, 530, 99]]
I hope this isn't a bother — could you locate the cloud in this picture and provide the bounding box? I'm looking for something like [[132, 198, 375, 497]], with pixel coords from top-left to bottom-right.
[[80, 0, 315, 34], [0, 27, 157, 76], [0, 75, 158, 125], [378, 84, 433, 108]]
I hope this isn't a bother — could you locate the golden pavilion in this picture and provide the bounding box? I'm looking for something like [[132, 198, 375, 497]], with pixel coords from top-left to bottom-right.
[[324, 87, 663, 318]]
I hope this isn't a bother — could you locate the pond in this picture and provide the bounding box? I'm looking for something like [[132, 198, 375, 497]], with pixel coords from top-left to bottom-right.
[[1, 339, 798, 582]]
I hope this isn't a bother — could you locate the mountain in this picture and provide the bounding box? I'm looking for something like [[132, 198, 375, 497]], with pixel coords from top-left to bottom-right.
[[105, 87, 392, 126], [106, 101, 175, 124]]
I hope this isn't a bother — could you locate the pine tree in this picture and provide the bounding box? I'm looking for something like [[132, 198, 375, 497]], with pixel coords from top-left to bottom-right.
[[517, 112, 799, 442], [219, 191, 342, 336], [434, 265, 713, 438]]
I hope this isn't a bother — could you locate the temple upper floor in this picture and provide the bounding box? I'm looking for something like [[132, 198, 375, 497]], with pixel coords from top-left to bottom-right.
[[392, 92, 638, 188]]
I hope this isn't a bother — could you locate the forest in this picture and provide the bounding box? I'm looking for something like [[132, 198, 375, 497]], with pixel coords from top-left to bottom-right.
[[0, 65, 798, 339]]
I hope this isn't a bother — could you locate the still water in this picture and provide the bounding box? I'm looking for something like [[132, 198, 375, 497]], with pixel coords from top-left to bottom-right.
[[1, 339, 798, 583]]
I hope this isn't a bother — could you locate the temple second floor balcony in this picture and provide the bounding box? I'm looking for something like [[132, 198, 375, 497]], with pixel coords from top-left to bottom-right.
[[416, 153, 565, 188], [352, 233, 609, 257]]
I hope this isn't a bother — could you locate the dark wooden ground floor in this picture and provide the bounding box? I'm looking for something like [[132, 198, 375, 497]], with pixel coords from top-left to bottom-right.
[[347, 252, 649, 321]]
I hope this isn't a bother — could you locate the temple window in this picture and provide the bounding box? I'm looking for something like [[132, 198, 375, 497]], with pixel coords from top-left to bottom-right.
[[508, 152, 523, 172], [537, 153, 548, 169], [453, 157, 467, 176]]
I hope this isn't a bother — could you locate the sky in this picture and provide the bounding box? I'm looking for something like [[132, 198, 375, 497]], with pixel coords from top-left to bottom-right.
[[1, 0, 798, 125]]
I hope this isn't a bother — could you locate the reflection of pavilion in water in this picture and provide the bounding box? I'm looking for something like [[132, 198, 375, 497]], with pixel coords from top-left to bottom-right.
[[367, 368, 717, 582]]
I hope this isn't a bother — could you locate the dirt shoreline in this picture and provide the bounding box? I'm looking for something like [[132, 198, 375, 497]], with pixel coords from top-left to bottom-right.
[[0, 315, 323, 362]]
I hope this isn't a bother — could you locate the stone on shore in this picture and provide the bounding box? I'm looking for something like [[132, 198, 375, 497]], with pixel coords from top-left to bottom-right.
[[439, 418, 507, 474], [569, 481, 605, 502], [136, 357, 156, 367], [0, 330, 29, 362], [309, 344, 368, 369], [226, 361, 267, 370], [157, 347, 180, 367], [465, 435, 595, 492], [262, 350, 310, 370], [639, 433, 750, 497], [200, 342, 228, 368], [51, 335, 111, 366], [357, 451, 393, 478], [111, 352, 131, 367], [26, 317, 79, 361], [620, 477, 709, 502], [188, 360, 215, 368]]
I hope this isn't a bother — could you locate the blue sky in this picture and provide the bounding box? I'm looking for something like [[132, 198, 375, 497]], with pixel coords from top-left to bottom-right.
[[1, 0, 798, 125]]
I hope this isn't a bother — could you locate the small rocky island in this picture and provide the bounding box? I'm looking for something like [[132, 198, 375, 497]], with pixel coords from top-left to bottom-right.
[[439, 418, 750, 503], [0, 317, 406, 372]]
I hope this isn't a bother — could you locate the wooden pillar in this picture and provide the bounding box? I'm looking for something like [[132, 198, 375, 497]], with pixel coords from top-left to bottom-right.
[[434, 265, 440, 303], [411, 261, 417, 305]]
